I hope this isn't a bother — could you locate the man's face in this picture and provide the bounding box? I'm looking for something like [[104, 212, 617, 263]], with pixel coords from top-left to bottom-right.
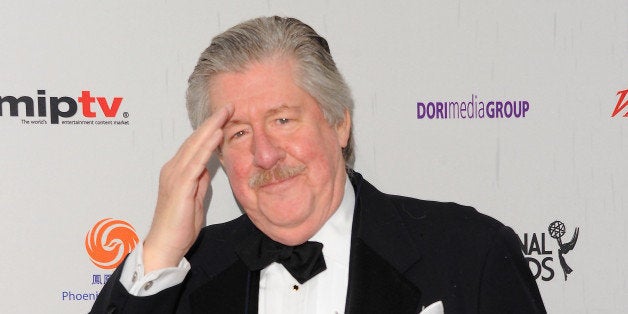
[[210, 56, 351, 245]]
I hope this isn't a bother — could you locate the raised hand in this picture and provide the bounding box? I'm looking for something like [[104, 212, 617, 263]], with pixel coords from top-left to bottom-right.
[[143, 105, 233, 273]]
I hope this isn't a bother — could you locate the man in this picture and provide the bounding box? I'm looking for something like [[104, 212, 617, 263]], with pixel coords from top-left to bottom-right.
[[91, 16, 545, 313]]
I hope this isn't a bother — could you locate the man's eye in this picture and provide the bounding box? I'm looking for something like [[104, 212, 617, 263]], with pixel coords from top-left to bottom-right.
[[276, 118, 290, 125], [232, 130, 247, 139]]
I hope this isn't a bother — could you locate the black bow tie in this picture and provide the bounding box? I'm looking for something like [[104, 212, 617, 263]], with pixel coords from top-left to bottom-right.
[[236, 230, 327, 284]]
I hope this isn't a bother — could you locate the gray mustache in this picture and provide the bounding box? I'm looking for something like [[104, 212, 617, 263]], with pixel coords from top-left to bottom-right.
[[249, 165, 306, 188]]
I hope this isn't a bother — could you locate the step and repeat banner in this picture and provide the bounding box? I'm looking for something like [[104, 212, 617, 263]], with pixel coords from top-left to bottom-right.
[[2, 1, 626, 313]]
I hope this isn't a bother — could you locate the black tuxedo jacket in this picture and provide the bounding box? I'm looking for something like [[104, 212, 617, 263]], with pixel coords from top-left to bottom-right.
[[91, 171, 545, 313]]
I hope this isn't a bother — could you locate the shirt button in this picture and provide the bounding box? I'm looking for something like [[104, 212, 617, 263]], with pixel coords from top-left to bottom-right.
[[143, 281, 153, 291], [131, 271, 138, 283]]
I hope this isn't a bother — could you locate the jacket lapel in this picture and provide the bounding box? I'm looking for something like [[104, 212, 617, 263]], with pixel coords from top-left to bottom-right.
[[188, 261, 258, 314], [345, 239, 422, 313], [184, 216, 260, 314], [345, 171, 423, 313]]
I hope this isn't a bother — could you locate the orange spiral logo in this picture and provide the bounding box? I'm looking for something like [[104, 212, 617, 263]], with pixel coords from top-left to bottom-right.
[[85, 218, 139, 269]]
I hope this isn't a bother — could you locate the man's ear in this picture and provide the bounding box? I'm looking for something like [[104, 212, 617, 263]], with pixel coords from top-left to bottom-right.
[[336, 109, 351, 148]]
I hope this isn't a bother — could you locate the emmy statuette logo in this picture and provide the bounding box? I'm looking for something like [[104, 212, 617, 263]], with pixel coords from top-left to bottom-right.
[[547, 220, 579, 281]]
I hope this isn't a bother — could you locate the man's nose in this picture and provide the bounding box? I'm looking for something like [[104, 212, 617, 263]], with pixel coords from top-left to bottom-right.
[[251, 129, 285, 169]]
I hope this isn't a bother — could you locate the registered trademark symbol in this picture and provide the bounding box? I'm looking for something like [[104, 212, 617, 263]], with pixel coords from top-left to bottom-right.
[[123, 112, 129, 118]]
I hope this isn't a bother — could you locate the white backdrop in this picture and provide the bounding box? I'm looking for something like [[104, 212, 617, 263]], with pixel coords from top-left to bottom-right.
[[1, 1, 627, 313]]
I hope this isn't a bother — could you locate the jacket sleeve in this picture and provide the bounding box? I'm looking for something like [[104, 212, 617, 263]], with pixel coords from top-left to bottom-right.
[[89, 258, 184, 314], [477, 226, 547, 313]]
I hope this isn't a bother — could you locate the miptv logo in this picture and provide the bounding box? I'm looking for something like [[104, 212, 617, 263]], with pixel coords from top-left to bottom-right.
[[85, 218, 139, 269], [0, 89, 128, 125]]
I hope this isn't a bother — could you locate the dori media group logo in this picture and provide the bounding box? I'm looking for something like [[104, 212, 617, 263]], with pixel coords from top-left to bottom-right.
[[416, 94, 530, 120], [519, 220, 580, 282], [0, 89, 129, 125]]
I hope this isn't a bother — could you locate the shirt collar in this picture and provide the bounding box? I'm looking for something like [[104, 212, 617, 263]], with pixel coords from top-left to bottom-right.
[[310, 174, 355, 266]]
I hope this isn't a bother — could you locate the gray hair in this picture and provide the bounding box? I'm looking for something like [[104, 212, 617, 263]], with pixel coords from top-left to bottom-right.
[[186, 16, 355, 166]]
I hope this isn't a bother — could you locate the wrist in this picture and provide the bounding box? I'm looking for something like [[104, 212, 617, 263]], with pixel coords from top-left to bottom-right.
[[143, 239, 185, 273]]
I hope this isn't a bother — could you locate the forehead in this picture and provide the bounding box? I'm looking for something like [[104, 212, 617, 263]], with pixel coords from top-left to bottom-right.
[[208, 57, 302, 113]]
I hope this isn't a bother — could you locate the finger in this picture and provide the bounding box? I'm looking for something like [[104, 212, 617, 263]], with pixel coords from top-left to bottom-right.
[[196, 168, 211, 206], [194, 169, 211, 228], [191, 125, 224, 166], [189, 104, 234, 148], [178, 104, 233, 161], [172, 104, 233, 171]]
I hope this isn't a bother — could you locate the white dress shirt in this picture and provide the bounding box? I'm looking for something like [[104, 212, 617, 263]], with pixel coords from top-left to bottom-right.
[[120, 176, 355, 314]]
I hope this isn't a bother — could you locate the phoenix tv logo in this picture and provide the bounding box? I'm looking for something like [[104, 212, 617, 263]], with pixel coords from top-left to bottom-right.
[[85, 218, 139, 269], [60, 218, 138, 302]]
